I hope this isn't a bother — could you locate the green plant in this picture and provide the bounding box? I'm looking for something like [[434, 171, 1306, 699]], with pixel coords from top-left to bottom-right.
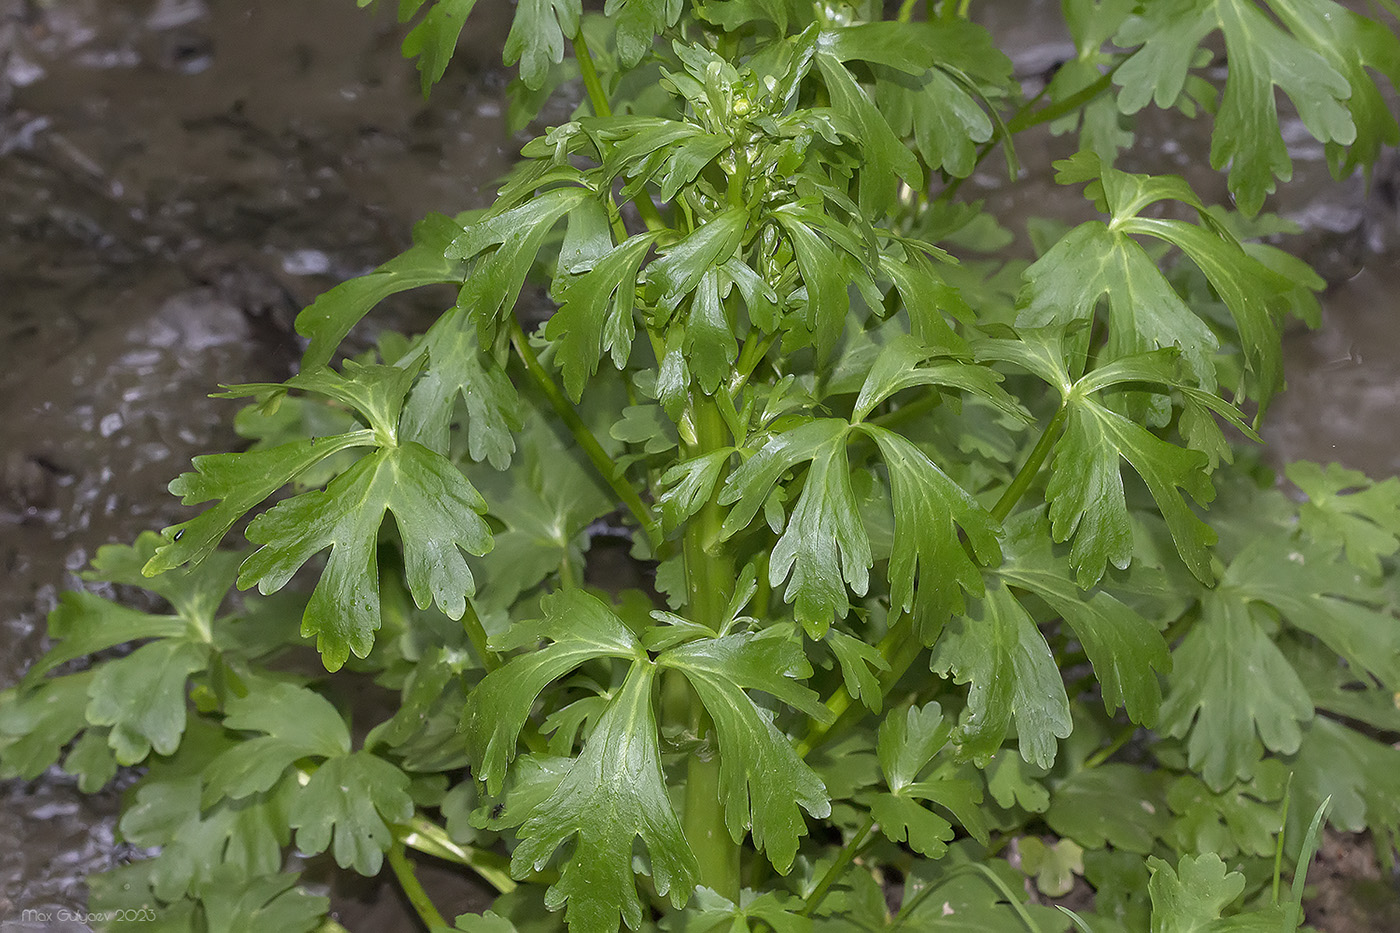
[[4, 1, 1400, 930]]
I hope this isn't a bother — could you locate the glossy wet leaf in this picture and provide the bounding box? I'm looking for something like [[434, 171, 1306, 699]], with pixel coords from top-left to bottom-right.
[[463, 590, 640, 793], [659, 627, 831, 871], [929, 580, 1072, 768], [238, 442, 492, 670], [289, 752, 415, 875], [512, 663, 698, 933]]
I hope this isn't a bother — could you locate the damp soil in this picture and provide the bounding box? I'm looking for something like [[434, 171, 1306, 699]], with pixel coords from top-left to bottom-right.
[[0, 2, 1397, 931]]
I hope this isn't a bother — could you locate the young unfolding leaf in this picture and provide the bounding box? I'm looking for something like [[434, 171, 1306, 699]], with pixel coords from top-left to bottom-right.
[[824, 628, 888, 714], [659, 627, 832, 871], [994, 511, 1171, 725], [463, 590, 641, 793], [237, 442, 492, 670], [295, 212, 467, 369], [1114, 0, 1356, 214], [659, 449, 733, 534], [864, 702, 988, 857], [929, 580, 1072, 768], [512, 663, 698, 933]]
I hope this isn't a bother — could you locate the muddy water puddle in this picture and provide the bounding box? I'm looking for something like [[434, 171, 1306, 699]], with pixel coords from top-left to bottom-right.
[[0, 1, 1397, 930]]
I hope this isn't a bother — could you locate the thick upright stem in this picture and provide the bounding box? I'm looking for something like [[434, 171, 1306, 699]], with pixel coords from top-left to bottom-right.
[[681, 395, 741, 900]]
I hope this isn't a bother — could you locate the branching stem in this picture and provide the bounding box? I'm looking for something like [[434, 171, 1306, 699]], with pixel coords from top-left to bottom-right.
[[801, 814, 876, 917], [399, 814, 517, 894], [388, 836, 449, 930], [508, 316, 662, 546]]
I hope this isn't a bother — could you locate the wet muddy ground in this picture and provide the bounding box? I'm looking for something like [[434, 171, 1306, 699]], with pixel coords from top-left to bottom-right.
[[0, 1, 1397, 931]]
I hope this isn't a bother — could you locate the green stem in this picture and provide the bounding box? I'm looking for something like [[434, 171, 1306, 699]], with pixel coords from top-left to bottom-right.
[[1082, 724, 1136, 770], [509, 317, 661, 546], [573, 30, 667, 234], [681, 394, 741, 901], [897, 0, 920, 22], [991, 405, 1067, 523], [389, 837, 448, 930], [399, 815, 518, 895], [801, 814, 876, 917], [796, 613, 921, 758]]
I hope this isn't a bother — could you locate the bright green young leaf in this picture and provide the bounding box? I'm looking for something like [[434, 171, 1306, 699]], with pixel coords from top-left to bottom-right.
[[869, 793, 954, 859], [548, 232, 660, 400], [202, 681, 351, 805], [686, 267, 741, 393], [86, 639, 210, 765], [464, 590, 640, 793], [877, 702, 950, 793], [1018, 837, 1084, 898], [929, 580, 1072, 768], [670, 887, 810, 933], [399, 0, 479, 94], [512, 663, 698, 933], [402, 309, 523, 468], [237, 442, 490, 670], [659, 449, 732, 534], [859, 423, 1001, 642], [1145, 853, 1245, 933], [1114, 0, 1355, 214], [1160, 591, 1313, 790], [296, 212, 466, 369], [289, 752, 414, 875], [1287, 461, 1400, 578], [995, 511, 1171, 725], [504, 0, 582, 90], [452, 910, 520, 933], [659, 627, 831, 871]]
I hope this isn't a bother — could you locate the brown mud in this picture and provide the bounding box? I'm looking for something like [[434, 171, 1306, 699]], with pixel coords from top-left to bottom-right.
[[0, 1, 1396, 930]]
